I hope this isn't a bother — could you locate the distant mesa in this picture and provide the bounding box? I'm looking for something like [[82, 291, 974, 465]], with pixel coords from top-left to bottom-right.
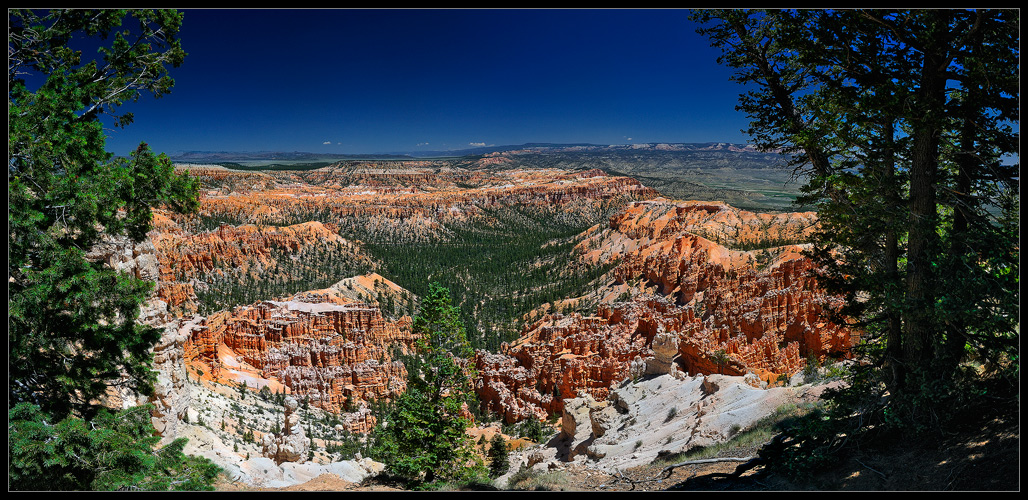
[[168, 142, 781, 163]]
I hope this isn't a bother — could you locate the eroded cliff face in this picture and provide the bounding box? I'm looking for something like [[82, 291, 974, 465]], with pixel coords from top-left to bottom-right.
[[150, 214, 373, 316], [174, 165, 659, 242], [136, 163, 658, 436], [149, 164, 657, 317], [142, 164, 855, 435], [183, 280, 418, 432], [475, 199, 858, 423]]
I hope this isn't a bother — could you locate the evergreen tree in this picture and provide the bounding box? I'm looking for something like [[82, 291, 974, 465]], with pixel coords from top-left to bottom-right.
[[487, 433, 510, 478], [9, 8, 198, 419], [9, 403, 221, 491], [370, 283, 486, 487], [692, 7, 1019, 467], [8, 9, 218, 491]]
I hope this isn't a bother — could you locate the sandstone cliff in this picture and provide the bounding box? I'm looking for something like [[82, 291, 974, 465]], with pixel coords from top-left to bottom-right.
[[150, 215, 373, 317], [149, 165, 856, 437], [141, 163, 659, 436], [183, 277, 419, 432], [175, 165, 658, 242], [475, 199, 857, 423], [151, 163, 657, 319]]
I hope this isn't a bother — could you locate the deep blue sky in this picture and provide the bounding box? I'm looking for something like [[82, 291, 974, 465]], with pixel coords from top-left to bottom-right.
[[101, 8, 754, 156]]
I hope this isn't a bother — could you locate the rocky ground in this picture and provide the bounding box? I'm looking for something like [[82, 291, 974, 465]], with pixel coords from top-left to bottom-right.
[[217, 405, 1019, 492], [209, 367, 1019, 492]]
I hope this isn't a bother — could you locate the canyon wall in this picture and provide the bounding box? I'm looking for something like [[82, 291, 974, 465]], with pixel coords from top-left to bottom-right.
[[151, 164, 657, 319], [475, 199, 858, 423], [183, 281, 418, 432], [142, 162, 659, 434], [176, 165, 659, 240], [145, 163, 856, 432]]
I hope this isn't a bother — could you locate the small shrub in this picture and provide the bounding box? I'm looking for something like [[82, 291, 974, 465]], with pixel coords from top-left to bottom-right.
[[802, 353, 822, 383], [824, 362, 849, 380], [506, 467, 570, 491], [776, 372, 790, 387]]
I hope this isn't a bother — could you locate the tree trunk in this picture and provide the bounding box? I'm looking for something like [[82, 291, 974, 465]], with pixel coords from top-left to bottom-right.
[[937, 110, 978, 373], [880, 121, 906, 393], [902, 35, 947, 387]]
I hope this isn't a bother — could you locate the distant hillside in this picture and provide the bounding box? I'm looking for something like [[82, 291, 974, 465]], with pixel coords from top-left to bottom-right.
[[388, 141, 783, 159], [471, 143, 803, 212], [170, 142, 804, 212], [170, 150, 414, 164], [171, 142, 780, 162]]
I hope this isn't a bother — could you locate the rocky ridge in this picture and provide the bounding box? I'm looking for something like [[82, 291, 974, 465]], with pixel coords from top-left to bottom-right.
[[474, 199, 857, 424], [184, 277, 419, 432], [500, 370, 840, 480], [132, 163, 659, 442], [150, 163, 658, 319], [177, 164, 659, 241]]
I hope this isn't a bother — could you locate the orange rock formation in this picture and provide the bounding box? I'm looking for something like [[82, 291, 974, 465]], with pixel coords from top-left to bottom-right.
[[151, 164, 657, 318], [175, 165, 658, 237], [150, 212, 371, 317], [145, 163, 660, 436], [183, 282, 419, 432], [155, 164, 854, 430], [475, 199, 858, 423]]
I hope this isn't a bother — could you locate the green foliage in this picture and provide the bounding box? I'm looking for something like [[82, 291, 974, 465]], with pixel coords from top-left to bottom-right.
[[502, 415, 552, 444], [323, 427, 372, 461], [193, 239, 374, 315], [694, 8, 1020, 479], [694, 4, 1018, 423], [801, 352, 821, 383], [664, 406, 678, 423], [709, 349, 732, 375], [370, 283, 487, 488], [505, 467, 570, 491], [7, 9, 215, 492], [365, 214, 617, 352], [487, 438, 511, 481], [9, 8, 198, 419], [9, 403, 221, 491]]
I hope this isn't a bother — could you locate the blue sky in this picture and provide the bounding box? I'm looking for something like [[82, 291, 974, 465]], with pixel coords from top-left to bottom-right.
[[101, 8, 754, 156]]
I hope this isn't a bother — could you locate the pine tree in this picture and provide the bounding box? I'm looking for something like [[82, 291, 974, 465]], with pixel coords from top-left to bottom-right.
[[9, 403, 220, 491], [370, 283, 487, 487], [9, 8, 198, 420], [8, 9, 218, 491], [692, 7, 1019, 467], [487, 433, 510, 478]]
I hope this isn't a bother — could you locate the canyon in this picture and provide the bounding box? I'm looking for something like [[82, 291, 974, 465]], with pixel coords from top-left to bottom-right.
[[126, 153, 859, 487], [474, 198, 856, 423]]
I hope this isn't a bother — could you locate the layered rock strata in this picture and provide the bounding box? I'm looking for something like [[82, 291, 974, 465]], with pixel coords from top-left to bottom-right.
[[152, 164, 657, 320], [151, 216, 372, 317], [142, 163, 658, 437], [184, 281, 419, 430], [475, 199, 858, 423], [176, 165, 659, 241]]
